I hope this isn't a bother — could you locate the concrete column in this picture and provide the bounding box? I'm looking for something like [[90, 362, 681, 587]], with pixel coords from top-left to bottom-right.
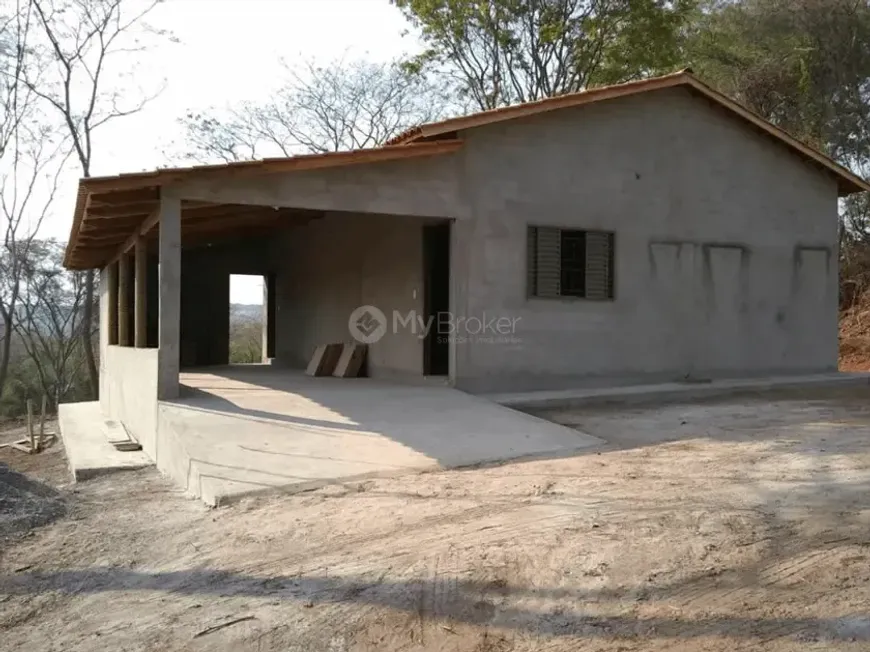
[[107, 261, 119, 346], [448, 218, 468, 387], [157, 192, 181, 400], [99, 267, 111, 415], [134, 238, 147, 348], [118, 252, 132, 346]]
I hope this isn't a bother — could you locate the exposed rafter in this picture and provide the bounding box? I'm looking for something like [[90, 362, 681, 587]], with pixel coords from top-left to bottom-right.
[[63, 140, 464, 270]]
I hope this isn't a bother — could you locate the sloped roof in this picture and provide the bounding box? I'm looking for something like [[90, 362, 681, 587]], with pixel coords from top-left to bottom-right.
[[64, 70, 869, 270], [63, 139, 463, 269], [387, 69, 870, 197]]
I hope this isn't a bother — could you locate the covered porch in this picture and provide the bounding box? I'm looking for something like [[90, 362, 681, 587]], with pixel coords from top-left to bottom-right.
[[61, 140, 469, 463]]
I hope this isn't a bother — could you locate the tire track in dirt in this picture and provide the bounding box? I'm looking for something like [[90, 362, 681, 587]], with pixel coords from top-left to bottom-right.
[[665, 539, 854, 623], [250, 504, 578, 647]]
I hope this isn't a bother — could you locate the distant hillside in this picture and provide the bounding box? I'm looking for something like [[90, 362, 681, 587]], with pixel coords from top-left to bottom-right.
[[230, 303, 263, 324]]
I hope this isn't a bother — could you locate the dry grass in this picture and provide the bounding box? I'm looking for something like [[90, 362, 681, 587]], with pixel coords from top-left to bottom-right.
[[839, 292, 870, 370]]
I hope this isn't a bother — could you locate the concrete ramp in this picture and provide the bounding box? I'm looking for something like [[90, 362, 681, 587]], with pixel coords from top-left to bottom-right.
[[58, 402, 153, 481], [157, 368, 602, 505]]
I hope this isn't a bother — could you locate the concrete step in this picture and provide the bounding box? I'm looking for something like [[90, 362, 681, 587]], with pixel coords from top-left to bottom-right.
[[58, 402, 152, 481]]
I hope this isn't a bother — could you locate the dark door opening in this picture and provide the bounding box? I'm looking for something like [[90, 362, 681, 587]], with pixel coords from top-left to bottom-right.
[[423, 222, 450, 376]]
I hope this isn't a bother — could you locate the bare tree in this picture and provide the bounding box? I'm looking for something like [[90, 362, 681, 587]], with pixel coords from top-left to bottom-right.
[[0, 0, 65, 402], [23, 0, 167, 398], [182, 57, 450, 163], [0, 0, 39, 159], [13, 238, 90, 407], [0, 119, 66, 401]]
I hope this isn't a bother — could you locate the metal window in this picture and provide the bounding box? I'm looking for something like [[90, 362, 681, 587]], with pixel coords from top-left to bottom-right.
[[527, 226, 615, 300]]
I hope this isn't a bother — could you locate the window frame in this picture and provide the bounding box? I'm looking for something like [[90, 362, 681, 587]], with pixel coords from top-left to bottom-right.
[[526, 225, 616, 302]]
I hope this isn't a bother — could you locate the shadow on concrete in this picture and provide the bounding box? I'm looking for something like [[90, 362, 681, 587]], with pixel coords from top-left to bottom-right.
[[178, 385, 372, 433], [166, 365, 599, 471]]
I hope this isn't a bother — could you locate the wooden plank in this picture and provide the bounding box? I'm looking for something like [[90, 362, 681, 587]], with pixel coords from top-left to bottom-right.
[[39, 395, 46, 449], [87, 201, 158, 218], [77, 140, 464, 194], [89, 187, 160, 206], [110, 209, 160, 265], [80, 217, 144, 233], [333, 344, 367, 378], [107, 260, 119, 345], [305, 343, 343, 377], [26, 400, 34, 453], [134, 237, 147, 347], [118, 251, 132, 346]]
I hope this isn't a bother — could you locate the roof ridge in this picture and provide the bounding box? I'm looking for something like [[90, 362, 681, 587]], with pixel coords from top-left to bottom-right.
[[385, 69, 694, 146]]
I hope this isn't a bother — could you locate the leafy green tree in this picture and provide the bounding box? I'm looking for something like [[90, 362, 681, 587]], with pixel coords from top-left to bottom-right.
[[229, 305, 263, 365], [391, 0, 697, 110], [687, 0, 870, 161], [686, 0, 870, 299]]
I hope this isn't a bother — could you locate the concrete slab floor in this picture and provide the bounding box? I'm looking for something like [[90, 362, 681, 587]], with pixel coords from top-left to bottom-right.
[[58, 402, 153, 481], [159, 366, 602, 505]]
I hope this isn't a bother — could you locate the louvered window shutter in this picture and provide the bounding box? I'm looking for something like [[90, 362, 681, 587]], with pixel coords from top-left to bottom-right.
[[530, 226, 561, 298], [584, 230, 613, 299], [527, 226, 537, 296]]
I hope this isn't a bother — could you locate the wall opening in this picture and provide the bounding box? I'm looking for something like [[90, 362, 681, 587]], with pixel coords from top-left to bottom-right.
[[229, 274, 266, 364], [423, 222, 451, 376]]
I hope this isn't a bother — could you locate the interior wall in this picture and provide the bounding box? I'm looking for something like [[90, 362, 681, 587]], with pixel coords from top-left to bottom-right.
[[274, 213, 427, 377], [178, 237, 272, 368]]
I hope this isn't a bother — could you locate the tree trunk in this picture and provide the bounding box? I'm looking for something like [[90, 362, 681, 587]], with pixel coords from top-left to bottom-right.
[[0, 313, 13, 401], [81, 269, 98, 397]]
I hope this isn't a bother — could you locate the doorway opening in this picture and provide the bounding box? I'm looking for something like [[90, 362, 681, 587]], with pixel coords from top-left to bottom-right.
[[423, 222, 450, 376], [228, 274, 266, 364]]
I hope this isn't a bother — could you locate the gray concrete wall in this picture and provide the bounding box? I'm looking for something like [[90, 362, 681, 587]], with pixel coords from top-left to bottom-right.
[[452, 87, 840, 392], [179, 237, 272, 368], [99, 264, 160, 457], [274, 213, 426, 377], [172, 154, 469, 219], [98, 268, 110, 414]]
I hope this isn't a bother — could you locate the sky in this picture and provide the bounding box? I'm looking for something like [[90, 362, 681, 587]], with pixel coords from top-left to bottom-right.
[[48, 0, 419, 303]]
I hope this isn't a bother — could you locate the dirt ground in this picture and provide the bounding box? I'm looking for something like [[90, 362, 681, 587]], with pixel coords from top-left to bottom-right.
[[3, 387, 870, 651]]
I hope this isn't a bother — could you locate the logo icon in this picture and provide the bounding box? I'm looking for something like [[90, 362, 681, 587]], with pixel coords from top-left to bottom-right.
[[348, 305, 387, 344]]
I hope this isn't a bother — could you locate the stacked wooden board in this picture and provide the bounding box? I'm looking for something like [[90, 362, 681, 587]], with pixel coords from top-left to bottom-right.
[[305, 343, 367, 378]]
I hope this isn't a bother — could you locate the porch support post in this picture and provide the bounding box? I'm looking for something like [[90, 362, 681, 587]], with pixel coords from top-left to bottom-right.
[[134, 237, 147, 348], [107, 261, 119, 346], [118, 251, 131, 346], [157, 191, 181, 399]]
